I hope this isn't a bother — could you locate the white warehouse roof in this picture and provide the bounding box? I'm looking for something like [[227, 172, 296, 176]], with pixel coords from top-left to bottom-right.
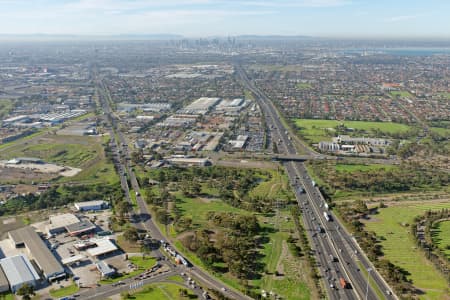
[[74, 200, 107, 210], [61, 255, 85, 265], [0, 255, 40, 290], [49, 213, 80, 229], [87, 238, 118, 257]]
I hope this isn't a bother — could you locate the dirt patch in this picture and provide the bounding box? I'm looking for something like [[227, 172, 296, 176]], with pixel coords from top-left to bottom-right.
[[60, 167, 82, 177], [2, 218, 16, 225], [0, 165, 58, 183], [275, 240, 288, 277], [198, 197, 216, 204], [214, 159, 278, 169], [0, 161, 81, 181]]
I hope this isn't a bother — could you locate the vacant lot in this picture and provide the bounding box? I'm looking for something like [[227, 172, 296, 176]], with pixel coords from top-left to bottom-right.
[[0, 135, 96, 166], [294, 118, 411, 143], [249, 64, 303, 72], [364, 201, 450, 299], [0, 134, 117, 184], [431, 220, 450, 260]]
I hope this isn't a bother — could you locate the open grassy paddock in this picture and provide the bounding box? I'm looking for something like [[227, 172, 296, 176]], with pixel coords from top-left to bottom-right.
[[364, 202, 450, 299], [431, 220, 450, 260], [0, 134, 118, 184], [389, 91, 413, 98], [123, 282, 197, 300], [296, 82, 313, 90], [293, 118, 411, 144]]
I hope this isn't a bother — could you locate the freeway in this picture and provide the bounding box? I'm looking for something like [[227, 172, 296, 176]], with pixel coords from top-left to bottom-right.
[[236, 64, 397, 300], [96, 74, 252, 300]]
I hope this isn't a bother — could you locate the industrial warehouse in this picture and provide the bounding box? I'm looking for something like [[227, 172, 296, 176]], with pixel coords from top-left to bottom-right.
[[0, 254, 41, 293], [8, 226, 65, 281], [0, 201, 132, 296]]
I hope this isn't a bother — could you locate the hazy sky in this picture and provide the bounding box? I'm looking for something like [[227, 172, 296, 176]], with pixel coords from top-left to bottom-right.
[[0, 0, 449, 38]]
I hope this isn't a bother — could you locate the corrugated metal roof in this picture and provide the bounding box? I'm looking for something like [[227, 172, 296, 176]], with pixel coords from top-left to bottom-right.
[[96, 260, 115, 276], [74, 200, 106, 209], [0, 265, 9, 289], [0, 255, 40, 287], [8, 227, 64, 279]]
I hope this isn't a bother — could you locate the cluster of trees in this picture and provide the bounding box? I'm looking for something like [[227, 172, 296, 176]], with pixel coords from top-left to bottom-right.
[[290, 206, 325, 298], [309, 161, 449, 195], [143, 166, 292, 213], [0, 184, 122, 216], [412, 209, 450, 284], [181, 212, 263, 281]]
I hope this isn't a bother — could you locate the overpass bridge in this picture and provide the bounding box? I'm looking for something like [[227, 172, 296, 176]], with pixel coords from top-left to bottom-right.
[[272, 154, 318, 161]]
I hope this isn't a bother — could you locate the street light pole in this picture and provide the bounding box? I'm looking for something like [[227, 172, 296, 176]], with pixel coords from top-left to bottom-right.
[[365, 267, 372, 300]]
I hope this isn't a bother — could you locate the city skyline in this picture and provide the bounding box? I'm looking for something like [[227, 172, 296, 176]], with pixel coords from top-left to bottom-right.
[[0, 0, 450, 38]]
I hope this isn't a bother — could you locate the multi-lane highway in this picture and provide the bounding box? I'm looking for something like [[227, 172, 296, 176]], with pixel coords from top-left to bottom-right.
[[236, 64, 397, 300], [96, 74, 252, 300]]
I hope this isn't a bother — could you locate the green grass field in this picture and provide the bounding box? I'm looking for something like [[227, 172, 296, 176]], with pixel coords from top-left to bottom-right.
[[256, 212, 311, 300], [334, 163, 396, 173], [389, 91, 413, 98], [429, 126, 450, 136], [294, 119, 411, 143], [0, 99, 14, 119], [437, 92, 450, 99], [175, 193, 249, 229], [364, 202, 450, 299], [0, 134, 118, 184], [49, 283, 79, 298], [431, 220, 450, 260], [124, 283, 196, 300], [296, 82, 312, 90], [249, 169, 293, 201]]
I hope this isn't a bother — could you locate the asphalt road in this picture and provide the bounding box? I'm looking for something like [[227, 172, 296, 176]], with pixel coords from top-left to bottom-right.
[[236, 64, 397, 300]]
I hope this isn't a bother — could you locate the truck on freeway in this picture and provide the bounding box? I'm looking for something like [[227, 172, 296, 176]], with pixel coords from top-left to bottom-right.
[[323, 212, 331, 221], [339, 277, 349, 289]]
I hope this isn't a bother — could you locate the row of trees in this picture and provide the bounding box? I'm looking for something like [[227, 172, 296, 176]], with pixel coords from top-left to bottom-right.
[[412, 209, 450, 284], [309, 160, 449, 195], [337, 201, 416, 297], [143, 166, 293, 213], [0, 183, 123, 216]]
